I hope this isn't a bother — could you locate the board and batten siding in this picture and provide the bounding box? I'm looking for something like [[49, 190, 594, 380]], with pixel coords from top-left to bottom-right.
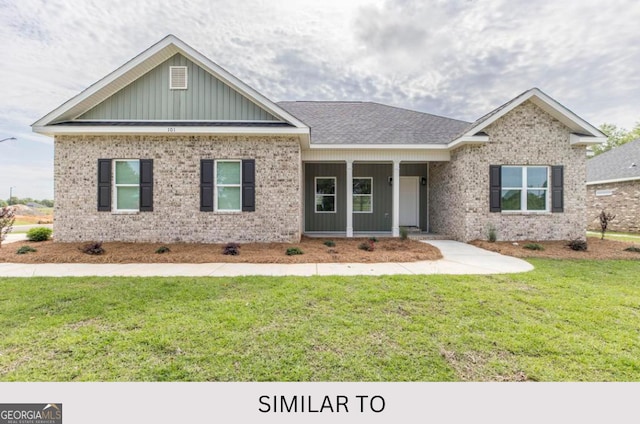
[[304, 163, 346, 232], [79, 54, 280, 121], [353, 163, 392, 232]]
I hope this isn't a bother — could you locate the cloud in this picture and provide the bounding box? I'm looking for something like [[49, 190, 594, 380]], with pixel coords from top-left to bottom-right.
[[0, 0, 639, 198]]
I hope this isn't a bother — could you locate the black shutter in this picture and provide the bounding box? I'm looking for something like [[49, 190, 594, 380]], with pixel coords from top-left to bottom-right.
[[489, 165, 502, 212], [200, 159, 214, 212], [139, 159, 153, 212], [551, 165, 564, 213], [97, 159, 111, 211], [242, 159, 255, 212]]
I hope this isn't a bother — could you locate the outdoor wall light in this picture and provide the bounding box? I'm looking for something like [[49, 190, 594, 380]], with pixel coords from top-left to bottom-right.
[[421, 177, 427, 186], [388, 177, 392, 185]]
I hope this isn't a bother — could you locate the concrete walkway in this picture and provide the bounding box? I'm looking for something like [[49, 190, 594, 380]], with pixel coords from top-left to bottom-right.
[[0, 240, 533, 277]]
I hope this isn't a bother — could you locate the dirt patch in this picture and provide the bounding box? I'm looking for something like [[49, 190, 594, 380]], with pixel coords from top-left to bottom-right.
[[440, 348, 529, 382], [0, 237, 442, 264], [471, 237, 640, 260]]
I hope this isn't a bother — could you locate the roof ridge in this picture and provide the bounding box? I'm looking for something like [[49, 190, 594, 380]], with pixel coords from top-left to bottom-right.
[[277, 100, 470, 124]]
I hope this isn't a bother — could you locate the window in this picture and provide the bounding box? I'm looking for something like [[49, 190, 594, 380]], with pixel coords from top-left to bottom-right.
[[215, 160, 242, 211], [114, 160, 140, 211], [353, 177, 373, 213], [501, 166, 548, 211], [315, 177, 336, 213]]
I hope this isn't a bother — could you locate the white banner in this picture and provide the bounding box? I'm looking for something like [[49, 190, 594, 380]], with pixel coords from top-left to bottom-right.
[[0, 382, 638, 423]]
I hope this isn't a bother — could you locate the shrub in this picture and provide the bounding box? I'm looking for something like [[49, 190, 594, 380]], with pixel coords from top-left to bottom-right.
[[524, 243, 544, 251], [624, 246, 640, 253], [567, 238, 587, 251], [26, 227, 52, 242], [0, 206, 16, 248], [155, 246, 171, 254], [487, 224, 497, 242], [223, 242, 240, 256], [16, 245, 37, 255], [358, 240, 375, 252], [286, 247, 303, 256], [599, 210, 616, 240], [80, 242, 105, 255], [399, 227, 408, 240], [323, 240, 335, 247], [369, 237, 378, 243]]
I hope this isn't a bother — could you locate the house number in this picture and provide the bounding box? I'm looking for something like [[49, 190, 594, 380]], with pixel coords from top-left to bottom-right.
[[168, 127, 175, 132]]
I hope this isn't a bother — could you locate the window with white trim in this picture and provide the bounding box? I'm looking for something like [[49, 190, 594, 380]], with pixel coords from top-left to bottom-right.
[[215, 160, 242, 211], [114, 160, 140, 211], [353, 177, 373, 213], [315, 177, 336, 213], [501, 166, 549, 211]]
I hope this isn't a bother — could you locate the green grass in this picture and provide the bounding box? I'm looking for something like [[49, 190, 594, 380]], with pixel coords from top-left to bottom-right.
[[587, 231, 640, 243], [1, 259, 639, 381]]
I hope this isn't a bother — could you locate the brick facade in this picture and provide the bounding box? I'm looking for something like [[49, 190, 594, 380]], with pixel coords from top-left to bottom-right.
[[587, 180, 640, 233], [54, 135, 301, 243], [429, 100, 587, 241]]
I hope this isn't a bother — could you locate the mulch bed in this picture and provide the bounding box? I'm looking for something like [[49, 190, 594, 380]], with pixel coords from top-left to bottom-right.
[[471, 237, 640, 260], [0, 237, 442, 264]]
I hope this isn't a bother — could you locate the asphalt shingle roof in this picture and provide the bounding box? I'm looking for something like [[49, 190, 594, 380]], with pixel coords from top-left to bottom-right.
[[277, 101, 470, 145], [586, 139, 640, 182]]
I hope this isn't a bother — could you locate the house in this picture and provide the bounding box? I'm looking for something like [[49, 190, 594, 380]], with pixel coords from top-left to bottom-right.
[[586, 139, 640, 233], [32, 35, 606, 243]]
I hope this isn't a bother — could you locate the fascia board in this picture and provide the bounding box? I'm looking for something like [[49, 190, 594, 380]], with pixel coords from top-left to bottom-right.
[[32, 125, 310, 137], [586, 176, 640, 185]]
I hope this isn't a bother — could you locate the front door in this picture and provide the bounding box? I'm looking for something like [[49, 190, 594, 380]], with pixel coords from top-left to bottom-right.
[[399, 177, 419, 227]]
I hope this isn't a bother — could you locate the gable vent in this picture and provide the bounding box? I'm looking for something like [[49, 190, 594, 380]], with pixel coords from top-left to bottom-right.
[[169, 66, 188, 90]]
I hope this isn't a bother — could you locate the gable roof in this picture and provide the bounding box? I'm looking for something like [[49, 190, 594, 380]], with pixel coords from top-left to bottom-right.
[[450, 88, 607, 146], [32, 35, 307, 132], [586, 139, 640, 184], [278, 101, 470, 145]]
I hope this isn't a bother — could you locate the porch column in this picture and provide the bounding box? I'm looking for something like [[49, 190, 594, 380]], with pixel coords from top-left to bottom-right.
[[346, 160, 354, 237], [392, 160, 400, 237]]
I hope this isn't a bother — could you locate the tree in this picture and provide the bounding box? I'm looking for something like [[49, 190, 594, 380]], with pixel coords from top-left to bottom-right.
[[0, 206, 16, 248], [593, 121, 640, 156]]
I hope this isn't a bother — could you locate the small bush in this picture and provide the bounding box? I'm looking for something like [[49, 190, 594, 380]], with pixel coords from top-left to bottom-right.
[[323, 240, 335, 247], [80, 241, 104, 255], [155, 246, 171, 254], [16, 245, 37, 255], [399, 227, 408, 240], [358, 240, 375, 252], [223, 242, 240, 256], [286, 247, 303, 256], [524, 243, 544, 251], [487, 224, 497, 242], [567, 238, 587, 251], [26, 227, 53, 242], [369, 237, 378, 243], [624, 246, 640, 253]]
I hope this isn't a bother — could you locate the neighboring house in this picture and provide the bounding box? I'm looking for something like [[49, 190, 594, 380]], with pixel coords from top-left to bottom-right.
[[586, 139, 640, 233], [32, 35, 606, 243]]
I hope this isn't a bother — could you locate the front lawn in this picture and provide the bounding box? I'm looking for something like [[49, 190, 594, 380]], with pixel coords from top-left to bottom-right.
[[1, 259, 639, 381]]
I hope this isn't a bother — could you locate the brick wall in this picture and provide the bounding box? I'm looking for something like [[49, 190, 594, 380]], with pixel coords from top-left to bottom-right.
[[587, 180, 640, 233], [54, 135, 301, 243], [429, 100, 588, 241]]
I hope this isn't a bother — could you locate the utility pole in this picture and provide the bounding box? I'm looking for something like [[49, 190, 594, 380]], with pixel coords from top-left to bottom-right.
[[9, 187, 15, 204]]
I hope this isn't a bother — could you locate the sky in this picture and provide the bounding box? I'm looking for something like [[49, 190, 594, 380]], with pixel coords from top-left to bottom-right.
[[0, 0, 639, 200]]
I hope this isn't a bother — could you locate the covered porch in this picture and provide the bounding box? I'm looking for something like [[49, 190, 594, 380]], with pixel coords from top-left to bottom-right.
[[303, 160, 437, 237]]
